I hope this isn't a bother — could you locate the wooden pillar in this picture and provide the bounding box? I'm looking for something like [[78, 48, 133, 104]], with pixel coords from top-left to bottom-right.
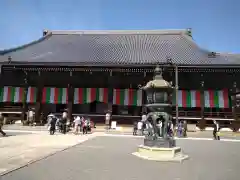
[[141, 71, 146, 114], [35, 71, 43, 125], [21, 71, 28, 123], [107, 70, 113, 112], [232, 81, 238, 131], [175, 65, 179, 125], [67, 71, 73, 122], [232, 81, 237, 120], [199, 73, 206, 130]]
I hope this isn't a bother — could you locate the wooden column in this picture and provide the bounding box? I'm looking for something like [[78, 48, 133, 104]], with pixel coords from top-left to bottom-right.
[[232, 81, 237, 120], [107, 70, 113, 112], [67, 71, 73, 122], [35, 71, 43, 125], [199, 73, 206, 130], [232, 81, 238, 131], [142, 71, 147, 113], [175, 65, 179, 125], [21, 71, 28, 123]]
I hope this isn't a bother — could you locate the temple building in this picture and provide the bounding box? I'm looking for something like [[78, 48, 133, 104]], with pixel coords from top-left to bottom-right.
[[0, 29, 239, 130]]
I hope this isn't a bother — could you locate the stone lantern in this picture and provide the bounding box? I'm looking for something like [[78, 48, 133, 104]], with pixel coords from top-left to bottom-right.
[[142, 65, 174, 146], [132, 65, 188, 162]]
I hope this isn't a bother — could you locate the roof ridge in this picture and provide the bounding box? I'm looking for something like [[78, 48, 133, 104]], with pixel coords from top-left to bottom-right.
[[0, 33, 52, 55], [49, 29, 189, 35], [181, 33, 211, 54]]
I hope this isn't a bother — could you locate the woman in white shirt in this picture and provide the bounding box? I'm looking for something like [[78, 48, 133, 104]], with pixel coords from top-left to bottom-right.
[[73, 116, 81, 134]]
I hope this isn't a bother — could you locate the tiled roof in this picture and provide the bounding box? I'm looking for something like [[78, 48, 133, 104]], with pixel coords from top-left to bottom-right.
[[0, 29, 239, 66]]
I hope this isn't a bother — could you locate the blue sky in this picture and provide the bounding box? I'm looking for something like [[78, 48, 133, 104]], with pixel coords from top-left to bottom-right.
[[0, 0, 240, 53]]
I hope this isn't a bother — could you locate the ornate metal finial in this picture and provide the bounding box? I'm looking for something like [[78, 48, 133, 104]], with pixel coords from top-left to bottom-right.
[[154, 65, 163, 80]]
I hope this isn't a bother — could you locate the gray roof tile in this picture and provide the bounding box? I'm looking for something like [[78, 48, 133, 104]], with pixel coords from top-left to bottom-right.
[[0, 29, 239, 66]]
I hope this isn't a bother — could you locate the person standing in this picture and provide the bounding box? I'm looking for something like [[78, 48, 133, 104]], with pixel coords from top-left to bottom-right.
[[167, 120, 173, 137], [105, 111, 111, 130], [82, 117, 90, 134], [177, 121, 183, 137], [73, 116, 81, 134], [213, 120, 220, 140], [141, 113, 147, 123], [61, 111, 68, 134], [48, 115, 57, 135], [0, 113, 6, 136], [133, 120, 138, 136], [141, 113, 147, 134], [28, 108, 34, 126], [183, 120, 188, 137], [137, 120, 143, 136]]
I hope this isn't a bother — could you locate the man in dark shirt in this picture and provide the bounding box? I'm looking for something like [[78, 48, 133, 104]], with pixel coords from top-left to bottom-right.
[[61, 115, 67, 134], [48, 115, 57, 135], [183, 120, 188, 137], [213, 120, 220, 140]]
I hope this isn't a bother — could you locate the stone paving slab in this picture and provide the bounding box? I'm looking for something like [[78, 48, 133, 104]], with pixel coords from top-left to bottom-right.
[[0, 132, 103, 175], [2, 136, 240, 180]]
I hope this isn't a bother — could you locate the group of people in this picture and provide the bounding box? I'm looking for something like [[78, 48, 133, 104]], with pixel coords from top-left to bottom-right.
[[0, 108, 221, 140], [73, 116, 91, 134], [133, 115, 176, 137], [132, 113, 221, 140], [47, 111, 68, 135], [47, 112, 93, 135]]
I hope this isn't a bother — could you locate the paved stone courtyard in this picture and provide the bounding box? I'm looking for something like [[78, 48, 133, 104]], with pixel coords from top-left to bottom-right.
[[1, 135, 240, 180]]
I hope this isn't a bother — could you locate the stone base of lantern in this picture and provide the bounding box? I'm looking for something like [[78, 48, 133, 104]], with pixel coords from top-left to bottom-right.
[[132, 137, 189, 162]]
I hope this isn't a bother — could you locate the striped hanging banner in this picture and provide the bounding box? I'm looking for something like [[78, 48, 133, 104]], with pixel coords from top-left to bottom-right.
[[42, 87, 68, 104], [172, 90, 201, 108], [26, 87, 37, 103], [74, 88, 107, 104], [204, 89, 229, 108], [113, 89, 142, 106], [95, 88, 108, 103], [0, 86, 24, 103]]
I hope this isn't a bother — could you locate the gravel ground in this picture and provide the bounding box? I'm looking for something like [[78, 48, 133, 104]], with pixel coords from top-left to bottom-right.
[[1, 136, 240, 180]]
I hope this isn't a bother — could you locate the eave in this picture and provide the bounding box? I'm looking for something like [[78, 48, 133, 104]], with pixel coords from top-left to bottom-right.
[[2, 64, 240, 73]]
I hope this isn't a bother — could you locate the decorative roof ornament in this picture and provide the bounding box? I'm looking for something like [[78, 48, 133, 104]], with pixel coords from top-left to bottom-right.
[[143, 65, 172, 89], [187, 28, 192, 37]]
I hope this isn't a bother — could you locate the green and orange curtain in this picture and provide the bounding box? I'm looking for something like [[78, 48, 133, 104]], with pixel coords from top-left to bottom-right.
[[42, 87, 68, 104], [0, 87, 231, 108], [113, 89, 143, 106], [74, 88, 108, 104], [26, 87, 37, 103], [0, 86, 24, 103], [0, 86, 37, 103], [172, 90, 201, 108], [204, 89, 230, 108]]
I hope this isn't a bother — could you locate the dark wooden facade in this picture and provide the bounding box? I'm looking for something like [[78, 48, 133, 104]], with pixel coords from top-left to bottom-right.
[[1, 64, 240, 130]]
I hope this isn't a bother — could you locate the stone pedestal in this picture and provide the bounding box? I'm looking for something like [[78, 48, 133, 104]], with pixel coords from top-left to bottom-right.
[[144, 137, 175, 148], [133, 137, 189, 162], [132, 145, 189, 163]]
